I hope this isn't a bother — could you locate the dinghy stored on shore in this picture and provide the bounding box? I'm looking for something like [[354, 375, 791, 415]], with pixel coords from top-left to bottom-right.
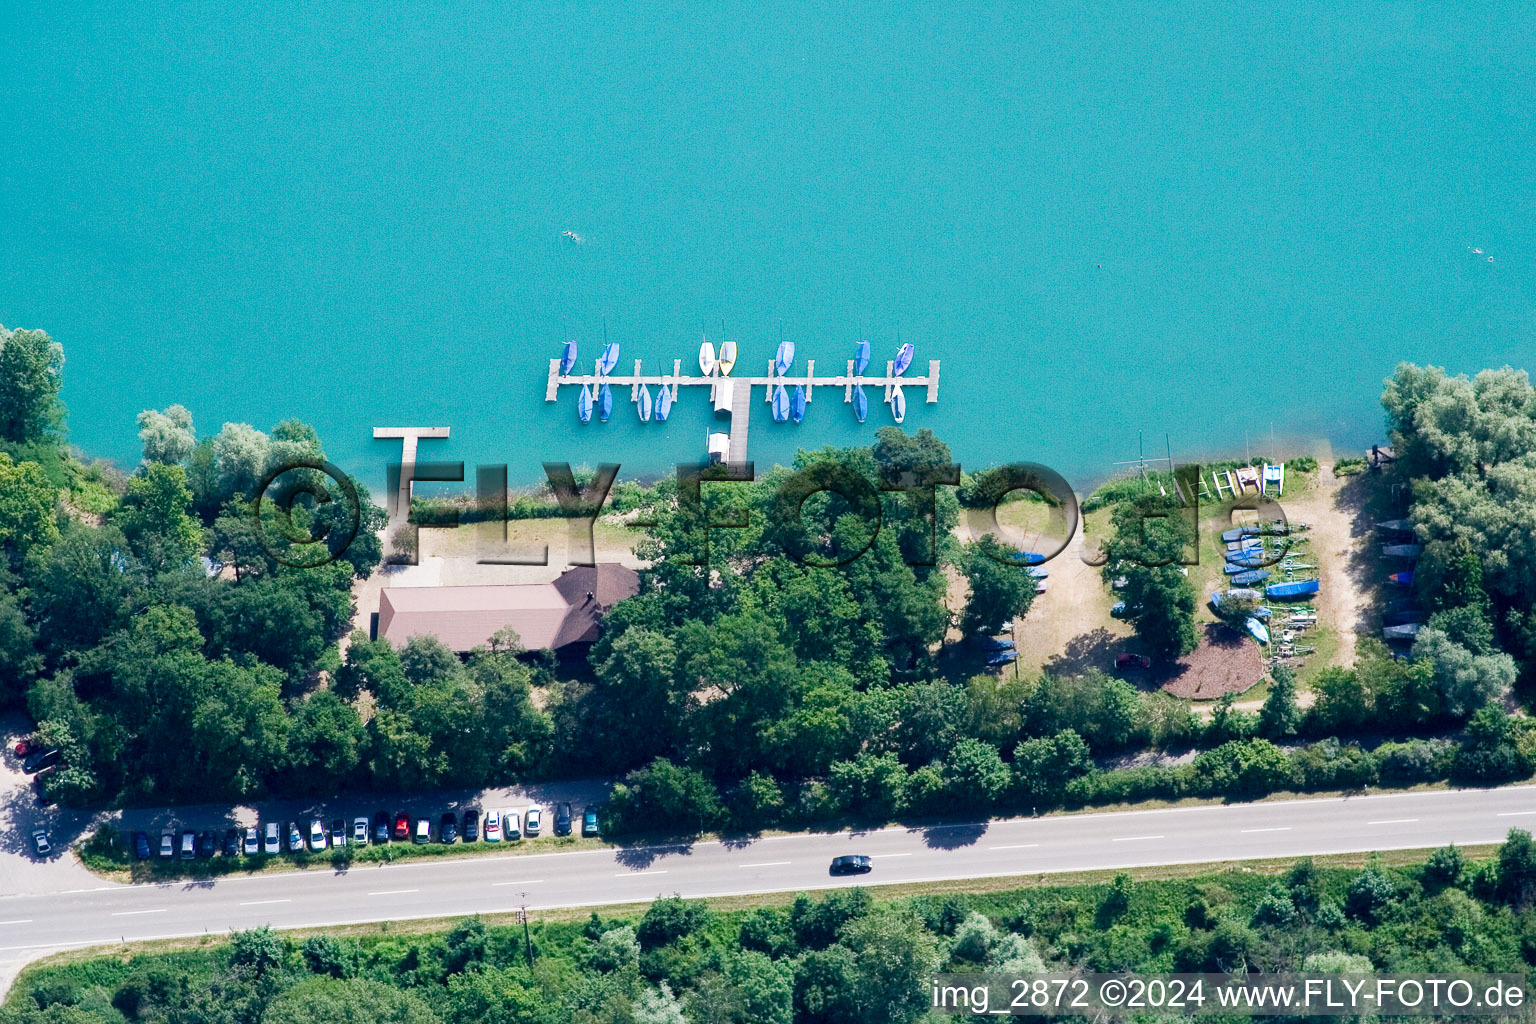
[[1246, 617, 1270, 644]]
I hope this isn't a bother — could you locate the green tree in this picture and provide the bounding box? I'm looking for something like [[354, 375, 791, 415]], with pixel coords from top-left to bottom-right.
[[0, 453, 60, 559], [636, 895, 709, 950], [0, 592, 41, 708], [958, 535, 1036, 636], [827, 754, 909, 820], [940, 738, 1010, 810], [1411, 626, 1516, 718], [110, 464, 202, 572], [1259, 665, 1302, 738], [1012, 729, 1092, 807], [1496, 829, 1536, 907], [137, 405, 196, 465], [1344, 866, 1397, 924], [262, 977, 437, 1024], [0, 326, 65, 443], [605, 759, 726, 835], [1102, 493, 1199, 661]]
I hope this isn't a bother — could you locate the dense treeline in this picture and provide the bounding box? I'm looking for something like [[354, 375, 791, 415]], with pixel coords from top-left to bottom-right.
[[11, 835, 1536, 1024], [6, 327, 1536, 820], [0, 327, 553, 804]]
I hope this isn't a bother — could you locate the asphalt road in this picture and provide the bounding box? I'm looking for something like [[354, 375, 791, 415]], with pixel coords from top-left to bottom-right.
[[4, 785, 1535, 957]]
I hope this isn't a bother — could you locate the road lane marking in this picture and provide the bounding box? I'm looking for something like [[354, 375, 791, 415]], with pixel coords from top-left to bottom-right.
[[239, 899, 291, 906], [491, 880, 546, 887], [1497, 811, 1536, 817], [0, 919, 32, 926], [616, 870, 668, 877], [740, 861, 792, 868], [367, 889, 420, 896], [111, 909, 167, 916], [1367, 819, 1418, 825], [1241, 827, 1291, 833], [1111, 835, 1165, 842], [989, 844, 1040, 850]]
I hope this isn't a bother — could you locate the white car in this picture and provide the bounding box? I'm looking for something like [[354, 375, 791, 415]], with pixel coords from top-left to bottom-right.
[[504, 810, 521, 840], [308, 819, 327, 852], [524, 806, 542, 837], [483, 810, 501, 842], [353, 817, 369, 846], [244, 827, 259, 855], [263, 823, 280, 855], [414, 817, 431, 843], [159, 832, 174, 858]]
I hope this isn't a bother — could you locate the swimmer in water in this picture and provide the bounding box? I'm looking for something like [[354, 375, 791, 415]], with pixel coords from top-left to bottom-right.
[[562, 229, 585, 245]]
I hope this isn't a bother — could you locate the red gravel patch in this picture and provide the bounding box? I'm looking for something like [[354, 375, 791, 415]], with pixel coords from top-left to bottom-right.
[[1156, 623, 1265, 699]]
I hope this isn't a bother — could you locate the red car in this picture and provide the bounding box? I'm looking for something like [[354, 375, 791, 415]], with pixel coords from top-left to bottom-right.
[[392, 811, 411, 841], [1115, 653, 1151, 669]]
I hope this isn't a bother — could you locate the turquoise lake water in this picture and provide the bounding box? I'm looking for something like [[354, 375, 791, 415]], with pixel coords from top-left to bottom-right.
[[3, 5, 1533, 493]]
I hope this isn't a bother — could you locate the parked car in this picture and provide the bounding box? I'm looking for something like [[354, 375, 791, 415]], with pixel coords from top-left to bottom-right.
[[196, 830, 217, 858], [330, 819, 347, 848], [830, 855, 872, 875], [287, 822, 304, 853], [393, 811, 411, 841], [503, 810, 521, 841], [463, 809, 480, 842], [22, 747, 60, 774], [374, 811, 391, 844], [179, 830, 196, 859], [133, 831, 152, 859], [582, 809, 600, 837], [222, 829, 241, 856], [483, 810, 502, 842], [264, 822, 280, 855], [159, 832, 174, 858], [524, 806, 542, 837], [32, 830, 51, 857], [1115, 652, 1151, 669], [554, 803, 573, 836], [308, 819, 327, 852], [413, 817, 431, 844], [439, 812, 458, 844], [245, 827, 261, 856], [353, 817, 369, 846]]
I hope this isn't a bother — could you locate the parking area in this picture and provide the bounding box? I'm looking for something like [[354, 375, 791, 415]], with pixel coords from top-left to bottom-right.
[[2, 713, 612, 885]]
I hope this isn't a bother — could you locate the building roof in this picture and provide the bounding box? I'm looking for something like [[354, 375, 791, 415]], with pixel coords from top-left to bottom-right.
[[378, 564, 639, 653]]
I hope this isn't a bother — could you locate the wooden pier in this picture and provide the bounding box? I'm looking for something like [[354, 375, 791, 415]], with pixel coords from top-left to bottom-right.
[[545, 356, 940, 463]]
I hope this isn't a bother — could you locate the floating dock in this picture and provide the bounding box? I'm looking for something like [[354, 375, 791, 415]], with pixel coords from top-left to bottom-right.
[[545, 356, 940, 464]]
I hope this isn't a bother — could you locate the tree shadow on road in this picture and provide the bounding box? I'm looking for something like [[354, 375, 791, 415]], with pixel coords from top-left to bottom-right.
[[913, 821, 988, 850], [614, 839, 695, 871]]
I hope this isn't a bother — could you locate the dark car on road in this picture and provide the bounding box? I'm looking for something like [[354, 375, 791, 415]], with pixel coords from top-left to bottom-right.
[[222, 829, 241, 857], [439, 812, 458, 844], [374, 811, 391, 844], [463, 809, 480, 842], [554, 803, 573, 836], [22, 747, 60, 774], [133, 831, 152, 859], [830, 855, 872, 875]]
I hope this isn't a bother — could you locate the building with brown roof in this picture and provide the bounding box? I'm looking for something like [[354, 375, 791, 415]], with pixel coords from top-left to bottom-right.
[[375, 564, 639, 653]]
